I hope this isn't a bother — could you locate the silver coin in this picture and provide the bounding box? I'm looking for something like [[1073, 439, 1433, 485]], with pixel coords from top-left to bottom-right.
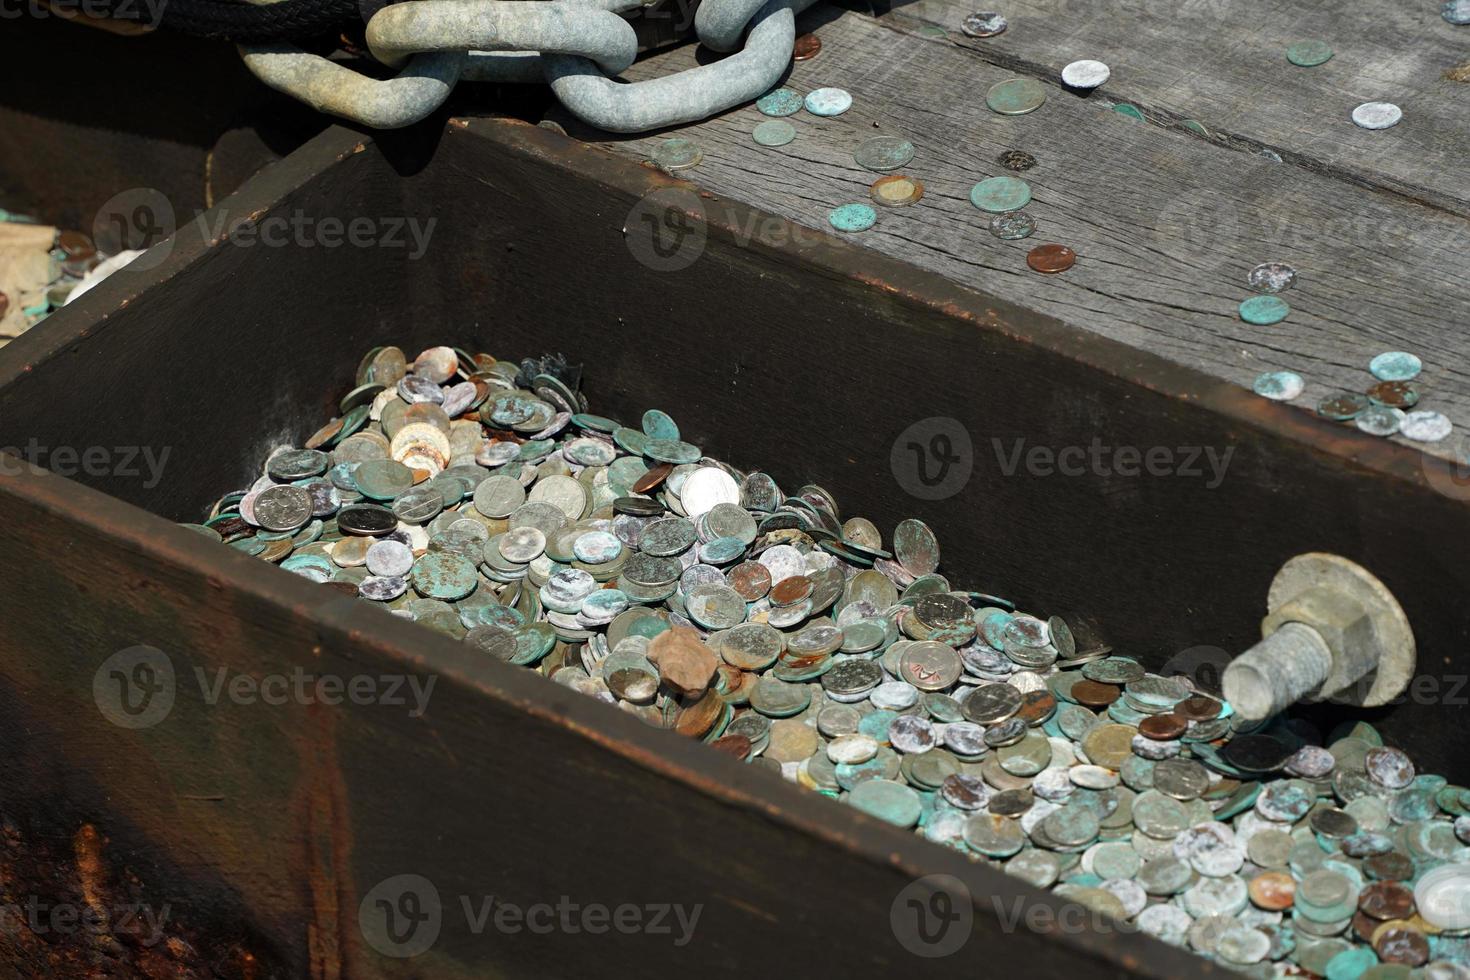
[[989, 210, 1036, 240], [1400, 410, 1452, 442], [1061, 59, 1110, 89], [254, 485, 313, 532], [853, 136, 916, 172], [499, 526, 547, 563], [888, 715, 937, 754], [1247, 261, 1297, 293], [366, 539, 414, 577], [1352, 102, 1402, 130], [473, 475, 526, 519], [961, 10, 1007, 36], [964, 683, 1022, 723], [359, 574, 407, 601]]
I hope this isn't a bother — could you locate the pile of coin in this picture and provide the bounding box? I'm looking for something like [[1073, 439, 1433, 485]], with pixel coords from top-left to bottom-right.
[[189, 345, 1470, 976]]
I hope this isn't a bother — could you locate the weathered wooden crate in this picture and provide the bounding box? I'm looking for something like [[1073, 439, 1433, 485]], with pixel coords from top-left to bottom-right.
[[0, 119, 1465, 977]]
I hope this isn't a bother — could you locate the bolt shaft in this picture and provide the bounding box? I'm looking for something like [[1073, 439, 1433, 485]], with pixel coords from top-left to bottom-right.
[[1222, 622, 1334, 721]]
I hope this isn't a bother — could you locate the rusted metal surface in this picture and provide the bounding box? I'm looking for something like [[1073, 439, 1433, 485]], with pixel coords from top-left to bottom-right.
[[0, 119, 1466, 977]]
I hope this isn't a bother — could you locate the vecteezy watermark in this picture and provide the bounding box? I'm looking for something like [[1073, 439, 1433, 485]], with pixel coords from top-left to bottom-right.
[[1, 0, 167, 26], [891, 417, 974, 501], [358, 875, 703, 958], [1422, 435, 1470, 501], [93, 188, 437, 274], [0, 440, 170, 488], [623, 188, 828, 272], [0, 897, 171, 946], [92, 646, 436, 729], [890, 874, 973, 957], [992, 437, 1234, 489]]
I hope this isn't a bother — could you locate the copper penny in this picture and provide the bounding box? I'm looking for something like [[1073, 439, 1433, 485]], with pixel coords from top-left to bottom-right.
[[633, 462, 673, 493], [1139, 712, 1187, 740], [770, 574, 814, 606], [305, 417, 345, 450], [674, 689, 725, 737], [710, 733, 753, 758], [1375, 926, 1429, 966], [1248, 871, 1296, 911], [793, 33, 822, 60], [727, 561, 773, 601], [1027, 243, 1076, 273], [1360, 881, 1416, 920], [56, 230, 96, 258], [1351, 911, 1380, 942], [1367, 379, 1419, 408], [1071, 679, 1121, 708], [1365, 852, 1415, 881], [1015, 689, 1057, 725], [1176, 694, 1222, 721]]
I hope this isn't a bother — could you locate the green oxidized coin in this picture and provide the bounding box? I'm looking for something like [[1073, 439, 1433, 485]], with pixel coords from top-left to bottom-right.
[[1369, 351, 1422, 381], [829, 203, 877, 232], [848, 778, 922, 827], [969, 176, 1032, 213], [353, 459, 414, 501], [756, 88, 804, 117], [753, 120, 796, 147], [643, 438, 701, 464], [1253, 370, 1304, 401], [651, 138, 702, 172], [1286, 40, 1333, 67], [986, 77, 1047, 115], [411, 552, 479, 601], [1113, 103, 1145, 121], [1239, 295, 1290, 325]]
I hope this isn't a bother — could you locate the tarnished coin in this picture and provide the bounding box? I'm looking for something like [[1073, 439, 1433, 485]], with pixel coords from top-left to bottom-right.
[[366, 539, 414, 577], [869, 174, 925, 207], [652, 138, 703, 171], [753, 119, 796, 147], [1317, 391, 1371, 421], [1253, 370, 1304, 401], [1080, 724, 1137, 769], [989, 211, 1036, 240], [970, 176, 1032, 213], [893, 518, 940, 575], [854, 136, 915, 172], [1368, 380, 1419, 409], [1248, 261, 1298, 293], [473, 475, 526, 519], [997, 149, 1036, 171], [829, 203, 876, 232], [899, 641, 963, 691], [1286, 40, 1333, 67], [1239, 295, 1290, 325], [1400, 410, 1452, 442], [756, 87, 803, 117], [986, 78, 1046, 115], [499, 527, 547, 563], [960, 10, 1006, 36]]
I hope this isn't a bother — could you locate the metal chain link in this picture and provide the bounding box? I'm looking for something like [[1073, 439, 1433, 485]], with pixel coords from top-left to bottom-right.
[[239, 0, 815, 132]]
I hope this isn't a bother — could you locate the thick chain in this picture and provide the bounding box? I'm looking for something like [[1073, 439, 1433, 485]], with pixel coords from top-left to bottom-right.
[[240, 0, 813, 132]]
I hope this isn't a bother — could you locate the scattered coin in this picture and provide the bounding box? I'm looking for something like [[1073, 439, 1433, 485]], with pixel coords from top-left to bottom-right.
[[793, 32, 822, 60], [756, 88, 804, 116], [1367, 379, 1419, 409], [970, 176, 1032, 212], [1239, 295, 1290, 324], [1027, 243, 1076, 273], [1061, 59, 1110, 89], [1317, 391, 1372, 421], [829, 203, 877, 232], [804, 87, 853, 116], [1399, 410, 1452, 442], [987, 77, 1048, 115], [1247, 261, 1297, 293], [989, 211, 1037, 240], [1352, 102, 1403, 130], [854, 135, 915, 171], [1447, 0, 1470, 23], [869, 174, 925, 207], [1286, 40, 1333, 66], [1369, 351, 1422, 381], [960, 10, 1007, 36], [753, 119, 796, 147], [652, 138, 703, 171], [997, 149, 1037, 171], [1253, 370, 1304, 401]]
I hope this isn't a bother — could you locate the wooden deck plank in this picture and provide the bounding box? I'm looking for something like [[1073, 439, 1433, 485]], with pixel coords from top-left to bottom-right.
[[885, 0, 1470, 216], [567, 6, 1470, 462]]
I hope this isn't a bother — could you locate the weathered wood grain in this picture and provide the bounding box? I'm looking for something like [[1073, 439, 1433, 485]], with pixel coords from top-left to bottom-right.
[[574, 7, 1470, 462], [888, 0, 1470, 215]]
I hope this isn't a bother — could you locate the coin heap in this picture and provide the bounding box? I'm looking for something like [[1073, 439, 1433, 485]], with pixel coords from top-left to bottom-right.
[[188, 345, 1470, 976]]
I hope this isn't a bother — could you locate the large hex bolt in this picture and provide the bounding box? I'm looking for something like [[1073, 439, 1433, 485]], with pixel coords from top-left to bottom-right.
[[1222, 553, 1416, 721]]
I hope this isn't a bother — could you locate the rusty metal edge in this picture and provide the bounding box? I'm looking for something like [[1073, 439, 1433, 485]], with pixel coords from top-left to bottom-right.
[[0, 122, 1217, 978], [451, 115, 1469, 502]]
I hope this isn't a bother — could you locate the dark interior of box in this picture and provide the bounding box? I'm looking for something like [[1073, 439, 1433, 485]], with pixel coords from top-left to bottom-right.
[[0, 125, 1465, 782]]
